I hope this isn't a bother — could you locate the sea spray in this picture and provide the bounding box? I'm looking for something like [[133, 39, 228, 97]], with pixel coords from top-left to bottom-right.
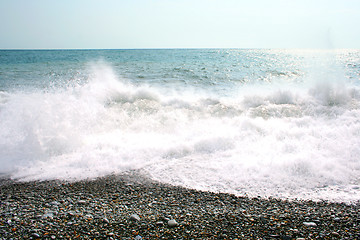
[[0, 49, 359, 202]]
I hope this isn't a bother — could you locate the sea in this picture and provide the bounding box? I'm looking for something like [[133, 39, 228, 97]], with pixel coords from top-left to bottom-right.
[[0, 49, 359, 203]]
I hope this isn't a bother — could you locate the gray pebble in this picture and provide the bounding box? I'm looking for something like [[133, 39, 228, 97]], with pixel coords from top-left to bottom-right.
[[130, 214, 140, 221], [168, 219, 178, 227]]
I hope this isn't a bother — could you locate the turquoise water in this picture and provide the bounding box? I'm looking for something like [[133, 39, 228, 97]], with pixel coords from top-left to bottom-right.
[[1, 49, 341, 91], [1, 49, 360, 202]]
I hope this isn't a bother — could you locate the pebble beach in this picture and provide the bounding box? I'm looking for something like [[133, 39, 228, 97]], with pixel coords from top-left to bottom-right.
[[1, 173, 359, 239]]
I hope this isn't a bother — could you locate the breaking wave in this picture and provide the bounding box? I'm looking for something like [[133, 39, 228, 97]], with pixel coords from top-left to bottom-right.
[[0, 62, 359, 203]]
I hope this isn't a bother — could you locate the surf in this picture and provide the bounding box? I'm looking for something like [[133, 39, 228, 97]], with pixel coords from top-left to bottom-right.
[[0, 50, 359, 203]]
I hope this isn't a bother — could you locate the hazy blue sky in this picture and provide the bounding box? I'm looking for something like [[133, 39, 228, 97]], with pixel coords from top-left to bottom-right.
[[0, 0, 359, 49]]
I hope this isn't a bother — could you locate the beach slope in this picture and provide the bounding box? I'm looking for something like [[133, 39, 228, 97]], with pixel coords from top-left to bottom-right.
[[1, 174, 359, 239]]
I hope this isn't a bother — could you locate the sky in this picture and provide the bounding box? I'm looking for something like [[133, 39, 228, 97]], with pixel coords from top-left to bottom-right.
[[0, 0, 359, 49]]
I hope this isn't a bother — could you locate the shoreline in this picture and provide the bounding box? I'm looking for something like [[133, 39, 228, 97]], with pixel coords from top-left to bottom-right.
[[1, 173, 359, 239]]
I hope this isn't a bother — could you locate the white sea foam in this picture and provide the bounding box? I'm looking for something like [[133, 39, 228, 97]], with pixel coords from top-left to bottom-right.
[[0, 62, 359, 203]]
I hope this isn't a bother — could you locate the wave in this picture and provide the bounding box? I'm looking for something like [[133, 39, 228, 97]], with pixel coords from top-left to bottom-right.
[[0, 62, 359, 202]]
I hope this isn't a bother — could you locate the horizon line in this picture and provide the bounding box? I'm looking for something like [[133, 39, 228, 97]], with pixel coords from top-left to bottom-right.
[[0, 47, 358, 51]]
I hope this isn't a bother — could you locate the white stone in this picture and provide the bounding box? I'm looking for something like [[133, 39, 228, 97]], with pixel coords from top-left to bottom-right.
[[303, 222, 317, 227]]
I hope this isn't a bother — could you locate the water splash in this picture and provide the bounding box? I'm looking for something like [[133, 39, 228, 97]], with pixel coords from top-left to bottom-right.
[[0, 60, 359, 203]]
